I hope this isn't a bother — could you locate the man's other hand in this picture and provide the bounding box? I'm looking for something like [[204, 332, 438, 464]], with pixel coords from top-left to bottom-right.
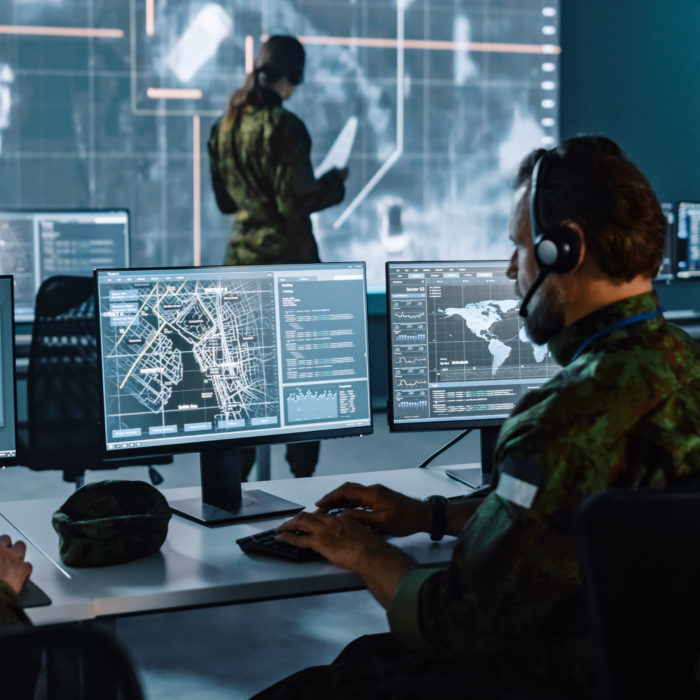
[[315, 482, 431, 537], [0, 535, 32, 594]]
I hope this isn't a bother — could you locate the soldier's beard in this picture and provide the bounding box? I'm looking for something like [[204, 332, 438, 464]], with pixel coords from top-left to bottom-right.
[[517, 277, 566, 345]]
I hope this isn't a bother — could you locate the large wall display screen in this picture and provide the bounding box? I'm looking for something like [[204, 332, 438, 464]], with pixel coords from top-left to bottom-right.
[[0, 1, 560, 289]]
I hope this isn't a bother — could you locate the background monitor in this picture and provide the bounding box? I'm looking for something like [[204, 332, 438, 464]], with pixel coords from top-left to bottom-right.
[[386, 260, 560, 476], [0, 276, 18, 465], [657, 202, 674, 281], [0, 209, 130, 322], [675, 201, 700, 279], [95, 262, 372, 523]]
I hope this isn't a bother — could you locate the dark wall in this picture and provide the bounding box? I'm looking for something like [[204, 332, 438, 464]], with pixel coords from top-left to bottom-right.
[[560, 0, 700, 311]]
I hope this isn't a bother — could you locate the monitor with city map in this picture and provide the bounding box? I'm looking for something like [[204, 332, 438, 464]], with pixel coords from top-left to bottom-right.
[[386, 260, 560, 478], [95, 262, 372, 524]]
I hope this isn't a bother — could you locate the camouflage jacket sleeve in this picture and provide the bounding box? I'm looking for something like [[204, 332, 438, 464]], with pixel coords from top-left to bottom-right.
[[270, 111, 345, 218], [0, 581, 31, 626], [207, 119, 238, 214], [387, 448, 584, 664]]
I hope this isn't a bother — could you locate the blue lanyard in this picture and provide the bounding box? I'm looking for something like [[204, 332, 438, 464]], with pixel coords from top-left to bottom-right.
[[569, 309, 663, 364]]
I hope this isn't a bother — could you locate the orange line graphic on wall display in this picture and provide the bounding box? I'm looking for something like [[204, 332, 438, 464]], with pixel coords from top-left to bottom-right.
[[147, 88, 203, 100], [146, 0, 155, 37], [263, 33, 560, 55], [193, 115, 202, 267], [0, 25, 124, 39], [245, 35, 255, 74]]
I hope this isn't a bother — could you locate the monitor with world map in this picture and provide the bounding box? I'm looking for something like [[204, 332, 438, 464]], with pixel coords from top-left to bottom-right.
[[385, 260, 560, 476]]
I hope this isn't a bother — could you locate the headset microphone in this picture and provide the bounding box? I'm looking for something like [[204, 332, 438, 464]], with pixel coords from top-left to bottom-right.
[[519, 269, 549, 318], [518, 151, 581, 318]]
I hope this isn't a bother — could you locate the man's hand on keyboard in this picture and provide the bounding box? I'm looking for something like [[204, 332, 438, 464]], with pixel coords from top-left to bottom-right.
[[314, 482, 431, 537], [275, 511, 415, 608], [276, 512, 386, 571]]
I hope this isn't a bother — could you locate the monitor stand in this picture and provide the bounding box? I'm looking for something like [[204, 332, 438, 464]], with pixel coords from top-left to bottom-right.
[[478, 426, 499, 485], [169, 447, 304, 526], [445, 426, 500, 489]]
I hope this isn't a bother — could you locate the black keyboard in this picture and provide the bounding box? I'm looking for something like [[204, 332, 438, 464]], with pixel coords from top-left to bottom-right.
[[236, 528, 325, 562]]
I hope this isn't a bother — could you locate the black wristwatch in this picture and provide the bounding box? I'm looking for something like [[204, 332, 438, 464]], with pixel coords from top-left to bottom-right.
[[425, 495, 448, 541]]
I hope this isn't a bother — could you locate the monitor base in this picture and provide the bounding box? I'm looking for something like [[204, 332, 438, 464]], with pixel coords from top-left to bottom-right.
[[170, 489, 304, 526]]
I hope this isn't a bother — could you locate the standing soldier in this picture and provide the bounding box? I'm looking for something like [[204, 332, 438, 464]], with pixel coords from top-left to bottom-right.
[[208, 34, 348, 480]]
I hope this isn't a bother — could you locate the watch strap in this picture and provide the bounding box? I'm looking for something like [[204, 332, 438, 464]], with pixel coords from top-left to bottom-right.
[[426, 495, 448, 541]]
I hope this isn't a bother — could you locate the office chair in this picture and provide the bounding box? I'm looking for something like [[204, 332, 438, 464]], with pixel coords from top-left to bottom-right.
[[18, 275, 169, 487], [0, 623, 145, 700], [576, 488, 700, 700]]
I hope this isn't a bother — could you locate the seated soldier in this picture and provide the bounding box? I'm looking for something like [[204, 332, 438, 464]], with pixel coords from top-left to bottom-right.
[[252, 135, 700, 699], [0, 534, 32, 625]]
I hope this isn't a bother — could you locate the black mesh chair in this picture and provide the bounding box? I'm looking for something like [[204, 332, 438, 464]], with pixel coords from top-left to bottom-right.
[[0, 623, 144, 700], [576, 488, 700, 700], [18, 275, 170, 486]]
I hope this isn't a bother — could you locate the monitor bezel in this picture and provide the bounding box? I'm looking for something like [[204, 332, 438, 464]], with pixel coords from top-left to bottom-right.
[[674, 201, 700, 280], [0, 208, 131, 323], [385, 259, 531, 434], [0, 274, 18, 466], [94, 262, 374, 461], [656, 201, 675, 283]]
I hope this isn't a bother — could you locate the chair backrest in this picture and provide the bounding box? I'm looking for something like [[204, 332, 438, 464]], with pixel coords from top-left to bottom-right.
[[21, 275, 171, 483], [0, 623, 145, 700], [27, 276, 100, 462], [576, 488, 700, 700]]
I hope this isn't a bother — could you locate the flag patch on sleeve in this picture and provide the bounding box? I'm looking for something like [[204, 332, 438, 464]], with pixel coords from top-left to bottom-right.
[[494, 456, 542, 509]]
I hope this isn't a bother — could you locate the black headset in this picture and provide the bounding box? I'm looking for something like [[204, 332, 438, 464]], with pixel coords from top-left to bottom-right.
[[529, 151, 581, 274], [519, 151, 582, 318]]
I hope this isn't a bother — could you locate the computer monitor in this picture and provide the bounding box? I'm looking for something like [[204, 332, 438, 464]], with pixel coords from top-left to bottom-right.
[[657, 202, 674, 281], [0, 209, 130, 322], [386, 260, 560, 479], [0, 276, 18, 466], [95, 262, 372, 524], [675, 201, 700, 279]]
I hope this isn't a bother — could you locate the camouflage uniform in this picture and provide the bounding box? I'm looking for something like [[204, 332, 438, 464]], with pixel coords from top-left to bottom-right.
[[207, 94, 345, 266], [254, 291, 700, 699], [208, 94, 344, 479]]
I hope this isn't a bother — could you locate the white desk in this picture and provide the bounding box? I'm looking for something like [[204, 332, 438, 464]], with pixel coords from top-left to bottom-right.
[[0, 467, 479, 625], [0, 513, 94, 625]]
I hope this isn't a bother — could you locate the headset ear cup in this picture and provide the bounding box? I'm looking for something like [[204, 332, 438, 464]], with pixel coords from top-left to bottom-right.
[[534, 226, 581, 274], [534, 237, 560, 268], [553, 225, 582, 273]]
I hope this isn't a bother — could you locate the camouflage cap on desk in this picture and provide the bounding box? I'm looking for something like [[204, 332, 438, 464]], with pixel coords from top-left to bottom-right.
[[52, 480, 172, 567]]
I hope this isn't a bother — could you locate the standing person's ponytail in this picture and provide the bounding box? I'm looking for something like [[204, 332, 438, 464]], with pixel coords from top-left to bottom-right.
[[226, 35, 305, 119]]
